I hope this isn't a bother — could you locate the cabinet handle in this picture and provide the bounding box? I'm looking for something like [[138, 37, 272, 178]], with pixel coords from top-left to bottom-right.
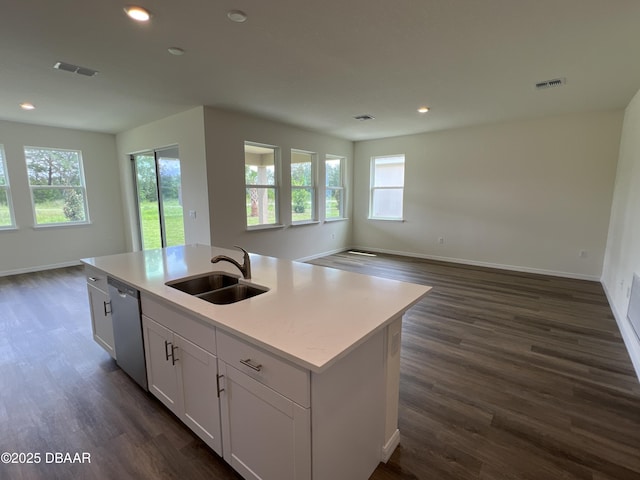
[[216, 374, 225, 397], [164, 340, 172, 361], [103, 300, 112, 315], [171, 345, 178, 365], [88, 276, 99, 282], [240, 358, 262, 372]]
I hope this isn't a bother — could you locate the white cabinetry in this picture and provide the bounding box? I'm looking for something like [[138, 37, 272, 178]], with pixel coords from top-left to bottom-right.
[[85, 266, 115, 358], [217, 330, 311, 480], [141, 298, 222, 455]]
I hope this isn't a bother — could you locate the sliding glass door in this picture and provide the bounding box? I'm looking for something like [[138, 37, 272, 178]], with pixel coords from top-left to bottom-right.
[[132, 146, 185, 250]]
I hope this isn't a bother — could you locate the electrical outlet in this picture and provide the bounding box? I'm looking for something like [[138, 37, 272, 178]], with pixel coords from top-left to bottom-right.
[[438, 237, 445, 245], [331, 233, 336, 240], [579, 249, 587, 258], [189, 210, 196, 219]]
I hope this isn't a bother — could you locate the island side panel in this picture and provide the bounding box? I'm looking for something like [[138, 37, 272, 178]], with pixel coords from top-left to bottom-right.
[[382, 315, 403, 461], [311, 330, 385, 480]]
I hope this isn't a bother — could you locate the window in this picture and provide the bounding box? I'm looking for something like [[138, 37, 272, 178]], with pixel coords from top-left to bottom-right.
[[325, 154, 345, 220], [24, 146, 89, 225], [245, 142, 279, 227], [291, 150, 316, 223], [370, 154, 405, 220], [0, 145, 16, 229]]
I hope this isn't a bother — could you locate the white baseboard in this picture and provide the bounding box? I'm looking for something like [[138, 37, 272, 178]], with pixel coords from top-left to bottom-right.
[[381, 428, 400, 463], [294, 247, 352, 263], [350, 245, 601, 281], [0, 260, 82, 277], [601, 281, 640, 381]]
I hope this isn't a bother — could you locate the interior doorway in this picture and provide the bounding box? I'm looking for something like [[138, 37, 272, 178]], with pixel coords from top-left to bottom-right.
[[132, 146, 185, 250]]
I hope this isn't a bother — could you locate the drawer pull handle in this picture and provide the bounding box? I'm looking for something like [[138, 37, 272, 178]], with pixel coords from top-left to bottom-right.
[[171, 345, 178, 365], [88, 276, 99, 282], [240, 358, 262, 372]]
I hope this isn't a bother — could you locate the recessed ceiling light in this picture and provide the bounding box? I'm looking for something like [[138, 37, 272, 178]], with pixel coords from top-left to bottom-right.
[[417, 106, 430, 113], [124, 6, 151, 22], [167, 47, 185, 56], [227, 10, 248, 23], [20, 102, 36, 110]]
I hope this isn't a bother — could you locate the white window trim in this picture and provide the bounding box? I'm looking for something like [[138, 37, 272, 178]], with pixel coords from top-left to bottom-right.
[[0, 145, 17, 230], [24, 146, 90, 227], [290, 149, 317, 224], [369, 154, 405, 221], [325, 154, 346, 221]]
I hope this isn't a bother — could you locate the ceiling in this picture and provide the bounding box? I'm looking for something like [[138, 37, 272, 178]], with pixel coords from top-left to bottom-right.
[[1, 0, 640, 141]]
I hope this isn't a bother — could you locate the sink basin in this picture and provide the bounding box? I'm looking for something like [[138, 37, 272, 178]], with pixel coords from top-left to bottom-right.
[[166, 273, 239, 295], [197, 284, 268, 305], [166, 272, 268, 304]]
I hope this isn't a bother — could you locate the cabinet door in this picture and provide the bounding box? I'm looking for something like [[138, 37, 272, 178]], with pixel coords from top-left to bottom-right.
[[87, 284, 115, 358], [219, 362, 311, 480], [174, 334, 222, 455], [142, 316, 180, 413]]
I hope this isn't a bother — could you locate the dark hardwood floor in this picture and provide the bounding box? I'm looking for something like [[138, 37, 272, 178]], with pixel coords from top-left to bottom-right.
[[309, 252, 640, 480], [1, 253, 640, 479]]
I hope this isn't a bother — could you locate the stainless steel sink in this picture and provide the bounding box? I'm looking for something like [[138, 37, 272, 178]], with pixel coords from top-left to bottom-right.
[[166, 273, 239, 295], [197, 284, 268, 305], [166, 272, 268, 304]]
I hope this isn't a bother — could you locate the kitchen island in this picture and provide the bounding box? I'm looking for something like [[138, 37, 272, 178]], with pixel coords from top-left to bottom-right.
[[82, 244, 431, 480]]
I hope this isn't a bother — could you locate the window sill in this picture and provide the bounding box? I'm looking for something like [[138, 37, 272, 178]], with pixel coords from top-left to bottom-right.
[[368, 217, 405, 222], [290, 220, 320, 227], [32, 221, 92, 230], [323, 217, 348, 223], [246, 223, 286, 232], [0, 226, 18, 232]]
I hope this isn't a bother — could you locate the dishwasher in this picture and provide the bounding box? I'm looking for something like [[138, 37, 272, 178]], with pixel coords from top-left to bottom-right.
[[108, 277, 148, 391]]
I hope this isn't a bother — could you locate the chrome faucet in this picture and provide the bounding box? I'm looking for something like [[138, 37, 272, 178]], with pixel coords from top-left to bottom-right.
[[211, 246, 252, 279]]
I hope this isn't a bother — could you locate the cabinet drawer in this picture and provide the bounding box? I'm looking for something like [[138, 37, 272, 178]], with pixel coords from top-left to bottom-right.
[[218, 330, 310, 407], [141, 294, 216, 355], [85, 265, 108, 293]]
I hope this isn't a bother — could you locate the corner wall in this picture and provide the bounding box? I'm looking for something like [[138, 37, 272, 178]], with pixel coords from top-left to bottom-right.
[[353, 111, 623, 279], [203, 107, 353, 260], [116, 107, 210, 251], [602, 88, 640, 375], [0, 120, 126, 275]]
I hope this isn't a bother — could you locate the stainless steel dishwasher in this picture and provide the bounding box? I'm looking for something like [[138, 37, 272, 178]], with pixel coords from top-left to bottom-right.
[[108, 277, 148, 391]]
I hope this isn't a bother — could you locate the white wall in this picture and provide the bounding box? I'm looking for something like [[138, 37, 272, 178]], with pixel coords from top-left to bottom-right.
[[203, 107, 353, 260], [602, 88, 640, 375], [353, 111, 623, 279], [0, 120, 126, 275], [116, 107, 210, 251]]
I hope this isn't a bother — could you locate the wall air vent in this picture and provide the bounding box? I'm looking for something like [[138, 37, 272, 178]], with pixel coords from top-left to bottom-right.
[[535, 77, 566, 90], [53, 61, 99, 77], [354, 114, 375, 121]]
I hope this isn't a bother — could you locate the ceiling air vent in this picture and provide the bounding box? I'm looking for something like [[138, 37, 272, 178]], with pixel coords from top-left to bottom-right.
[[354, 114, 375, 121], [535, 77, 566, 90], [54, 61, 99, 77]]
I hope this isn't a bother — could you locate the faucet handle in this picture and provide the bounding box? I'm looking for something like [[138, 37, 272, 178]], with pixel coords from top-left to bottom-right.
[[233, 246, 251, 279], [233, 245, 249, 258]]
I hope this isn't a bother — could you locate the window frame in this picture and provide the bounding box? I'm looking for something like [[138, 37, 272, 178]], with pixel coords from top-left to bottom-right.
[[324, 154, 346, 221], [244, 142, 281, 229], [24, 146, 91, 227], [0, 145, 17, 230], [369, 154, 405, 221], [290, 149, 317, 224]]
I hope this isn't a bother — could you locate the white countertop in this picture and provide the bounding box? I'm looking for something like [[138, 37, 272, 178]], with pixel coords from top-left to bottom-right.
[[82, 245, 431, 372]]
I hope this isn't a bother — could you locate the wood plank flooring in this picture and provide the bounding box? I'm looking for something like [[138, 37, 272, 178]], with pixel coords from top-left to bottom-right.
[[1, 253, 640, 479], [308, 252, 640, 480]]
